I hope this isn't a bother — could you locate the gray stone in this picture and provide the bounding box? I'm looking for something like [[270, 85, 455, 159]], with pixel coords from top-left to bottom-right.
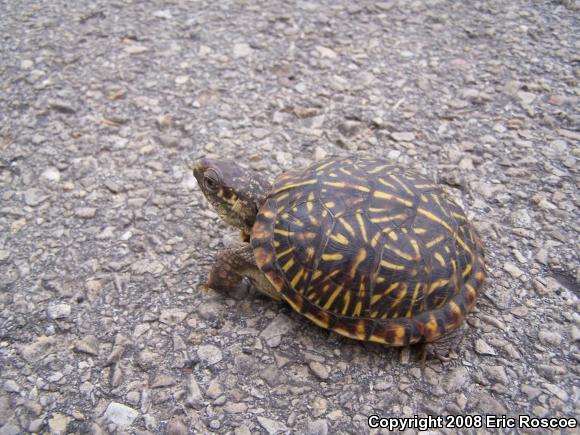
[[483, 366, 509, 385], [315, 46, 338, 59], [260, 313, 294, 347], [314, 146, 328, 161], [504, 262, 524, 279], [235, 426, 252, 435], [224, 402, 248, 413], [18, 336, 57, 362], [233, 42, 252, 58], [475, 393, 506, 414], [306, 419, 329, 435], [49, 99, 77, 114], [104, 402, 139, 428], [544, 383, 568, 402], [151, 374, 177, 388], [75, 207, 97, 218], [47, 413, 70, 435], [510, 209, 532, 228], [538, 329, 563, 346], [74, 335, 99, 356], [444, 367, 469, 393], [47, 303, 71, 320], [391, 131, 415, 142], [475, 339, 496, 356], [131, 259, 165, 276], [0, 420, 20, 435], [309, 362, 329, 380], [166, 416, 187, 435], [24, 188, 48, 206], [3, 380, 20, 394], [159, 308, 187, 325], [260, 366, 284, 387], [206, 379, 224, 399], [41, 167, 61, 183], [196, 302, 222, 321], [257, 416, 288, 435], [311, 396, 328, 418], [197, 345, 222, 365], [186, 375, 204, 408]]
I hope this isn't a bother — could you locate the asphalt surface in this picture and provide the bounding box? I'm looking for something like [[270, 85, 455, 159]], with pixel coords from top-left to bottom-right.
[[0, 0, 578, 434]]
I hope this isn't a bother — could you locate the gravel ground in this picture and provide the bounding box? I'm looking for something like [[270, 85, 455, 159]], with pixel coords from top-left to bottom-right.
[[1, 0, 579, 434]]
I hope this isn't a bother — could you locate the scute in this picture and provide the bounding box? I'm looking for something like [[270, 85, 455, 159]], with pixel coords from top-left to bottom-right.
[[251, 157, 485, 346]]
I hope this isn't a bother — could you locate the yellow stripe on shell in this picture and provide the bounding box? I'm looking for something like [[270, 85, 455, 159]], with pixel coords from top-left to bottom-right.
[[389, 174, 415, 196], [461, 262, 473, 278], [322, 181, 370, 192], [417, 207, 472, 255], [353, 301, 362, 316], [303, 311, 330, 329], [356, 214, 368, 242], [406, 283, 421, 318], [315, 160, 335, 171], [371, 282, 398, 304], [380, 260, 405, 270], [275, 192, 290, 203], [384, 243, 413, 261], [274, 228, 293, 237], [369, 213, 408, 224], [273, 179, 317, 195], [373, 191, 414, 207], [378, 178, 397, 190], [330, 233, 349, 245], [291, 268, 305, 288], [323, 285, 344, 310], [349, 248, 367, 279], [277, 246, 295, 258], [322, 253, 343, 261], [339, 217, 356, 237], [341, 292, 351, 315], [426, 235, 445, 248], [427, 279, 449, 294], [367, 164, 391, 174], [282, 258, 295, 272], [433, 252, 446, 267], [431, 193, 450, 217]]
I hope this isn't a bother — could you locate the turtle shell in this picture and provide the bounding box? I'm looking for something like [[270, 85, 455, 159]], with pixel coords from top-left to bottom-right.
[[251, 157, 485, 346]]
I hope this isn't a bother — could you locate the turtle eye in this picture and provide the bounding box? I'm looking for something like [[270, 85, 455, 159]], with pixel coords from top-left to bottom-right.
[[204, 170, 220, 191]]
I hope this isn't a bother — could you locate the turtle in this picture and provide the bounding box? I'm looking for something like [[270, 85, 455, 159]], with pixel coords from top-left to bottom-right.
[[193, 156, 485, 348]]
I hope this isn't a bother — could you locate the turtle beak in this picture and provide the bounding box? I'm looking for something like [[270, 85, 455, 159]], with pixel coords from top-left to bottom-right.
[[192, 158, 209, 184]]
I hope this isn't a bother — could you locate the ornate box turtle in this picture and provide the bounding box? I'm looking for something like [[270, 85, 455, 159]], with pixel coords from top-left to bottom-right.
[[194, 157, 485, 347]]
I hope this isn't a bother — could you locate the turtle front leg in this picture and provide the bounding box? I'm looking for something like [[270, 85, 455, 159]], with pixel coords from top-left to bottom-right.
[[208, 242, 282, 301]]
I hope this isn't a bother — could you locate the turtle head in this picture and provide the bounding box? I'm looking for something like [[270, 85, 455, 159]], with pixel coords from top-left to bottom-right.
[[193, 158, 271, 235]]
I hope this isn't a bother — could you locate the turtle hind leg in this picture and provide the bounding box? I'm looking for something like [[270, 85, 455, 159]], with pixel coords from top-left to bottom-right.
[[208, 242, 281, 301], [414, 327, 466, 368]]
